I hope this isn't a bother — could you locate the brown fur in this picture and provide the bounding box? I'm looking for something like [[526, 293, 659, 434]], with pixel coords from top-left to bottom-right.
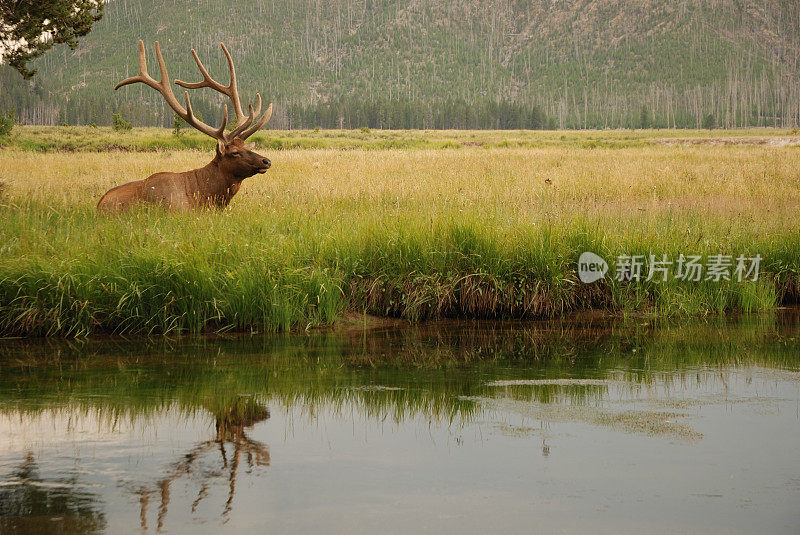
[[97, 138, 270, 212]]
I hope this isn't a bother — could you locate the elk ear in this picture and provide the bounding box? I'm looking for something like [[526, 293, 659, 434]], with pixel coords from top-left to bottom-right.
[[216, 140, 226, 156]]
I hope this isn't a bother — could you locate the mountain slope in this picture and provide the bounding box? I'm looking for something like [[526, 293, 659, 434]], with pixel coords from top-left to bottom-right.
[[1, 0, 799, 129]]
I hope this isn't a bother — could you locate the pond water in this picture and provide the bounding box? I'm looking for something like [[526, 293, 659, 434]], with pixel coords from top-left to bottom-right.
[[1, 315, 799, 534]]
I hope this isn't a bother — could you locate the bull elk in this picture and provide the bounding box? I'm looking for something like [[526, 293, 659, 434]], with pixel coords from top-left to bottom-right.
[[97, 40, 273, 212]]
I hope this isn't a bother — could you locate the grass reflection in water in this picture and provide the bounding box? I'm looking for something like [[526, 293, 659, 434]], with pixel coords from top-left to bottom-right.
[[0, 314, 799, 531]]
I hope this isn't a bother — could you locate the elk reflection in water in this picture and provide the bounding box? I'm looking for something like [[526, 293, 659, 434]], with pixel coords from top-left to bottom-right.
[[1, 316, 799, 533], [137, 398, 271, 530]]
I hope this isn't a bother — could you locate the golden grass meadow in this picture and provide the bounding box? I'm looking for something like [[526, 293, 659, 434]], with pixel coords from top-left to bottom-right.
[[1, 126, 799, 335]]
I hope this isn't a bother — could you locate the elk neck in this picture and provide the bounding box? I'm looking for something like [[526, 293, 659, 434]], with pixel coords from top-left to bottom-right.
[[190, 156, 242, 204]]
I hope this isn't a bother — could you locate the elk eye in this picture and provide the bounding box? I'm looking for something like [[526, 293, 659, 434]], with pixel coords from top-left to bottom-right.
[[230, 151, 241, 157]]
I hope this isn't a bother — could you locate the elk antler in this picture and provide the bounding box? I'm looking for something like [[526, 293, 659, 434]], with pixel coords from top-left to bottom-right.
[[115, 40, 272, 142], [175, 43, 273, 140]]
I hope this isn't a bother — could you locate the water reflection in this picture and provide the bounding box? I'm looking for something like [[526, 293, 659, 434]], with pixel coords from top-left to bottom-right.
[[0, 453, 105, 534], [138, 399, 271, 530], [0, 314, 798, 533]]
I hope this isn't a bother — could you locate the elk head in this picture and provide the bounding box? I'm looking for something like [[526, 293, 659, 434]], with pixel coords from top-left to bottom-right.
[[115, 40, 273, 174], [216, 138, 271, 179]]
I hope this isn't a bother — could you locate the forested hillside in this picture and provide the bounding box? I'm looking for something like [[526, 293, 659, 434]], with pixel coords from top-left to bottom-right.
[[1, 0, 799, 129]]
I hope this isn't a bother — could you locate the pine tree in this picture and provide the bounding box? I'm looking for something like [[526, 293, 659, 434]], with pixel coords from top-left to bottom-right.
[[0, 1, 104, 79]]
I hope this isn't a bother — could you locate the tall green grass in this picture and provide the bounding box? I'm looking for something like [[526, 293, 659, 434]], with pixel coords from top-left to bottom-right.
[[1, 200, 797, 336]]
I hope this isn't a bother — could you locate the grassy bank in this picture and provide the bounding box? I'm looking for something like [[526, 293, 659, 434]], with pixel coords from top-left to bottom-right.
[[1, 129, 799, 336], [2, 125, 800, 152]]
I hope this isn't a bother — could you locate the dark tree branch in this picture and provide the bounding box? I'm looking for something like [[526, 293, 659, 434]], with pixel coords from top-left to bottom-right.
[[0, 0, 104, 79]]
